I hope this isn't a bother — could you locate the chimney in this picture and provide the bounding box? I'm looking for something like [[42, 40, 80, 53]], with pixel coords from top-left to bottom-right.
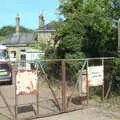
[[16, 13, 20, 34], [39, 11, 45, 29]]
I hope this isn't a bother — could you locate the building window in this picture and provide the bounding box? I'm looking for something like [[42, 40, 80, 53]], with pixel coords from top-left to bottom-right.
[[20, 49, 26, 67], [10, 51, 16, 58]]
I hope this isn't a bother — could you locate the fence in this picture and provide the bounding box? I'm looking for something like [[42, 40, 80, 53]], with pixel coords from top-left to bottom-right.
[[0, 57, 120, 120]]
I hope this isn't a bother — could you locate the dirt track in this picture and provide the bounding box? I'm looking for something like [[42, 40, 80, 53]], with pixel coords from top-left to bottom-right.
[[0, 83, 120, 120], [34, 107, 120, 120]]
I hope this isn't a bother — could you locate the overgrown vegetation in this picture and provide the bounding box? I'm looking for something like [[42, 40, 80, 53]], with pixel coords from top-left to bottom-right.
[[45, 0, 120, 94], [112, 58, 120, 94]]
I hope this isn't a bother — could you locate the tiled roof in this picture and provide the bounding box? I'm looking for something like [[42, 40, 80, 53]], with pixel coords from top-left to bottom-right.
[[38, 22, 56, 31], [0, 32, 36, 45], [44, 22, 56, 30]]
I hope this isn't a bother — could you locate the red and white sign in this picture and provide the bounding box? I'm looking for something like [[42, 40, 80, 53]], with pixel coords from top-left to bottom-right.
[[88, 66, 104, 87], [16, 70, 38, 95]]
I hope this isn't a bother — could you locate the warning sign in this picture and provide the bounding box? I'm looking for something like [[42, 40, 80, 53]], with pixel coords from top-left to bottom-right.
[[16, 70, 38, 95], [88, 66, 104, 87]]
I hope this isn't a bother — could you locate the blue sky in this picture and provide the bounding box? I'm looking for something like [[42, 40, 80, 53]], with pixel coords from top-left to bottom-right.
[[0, 0, 60, 29]]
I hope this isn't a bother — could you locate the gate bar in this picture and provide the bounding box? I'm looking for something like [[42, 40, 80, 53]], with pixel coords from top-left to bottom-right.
[[86, 60, 89, 104], [36, 57, 114, 62], [14, 69, 18, 120], [102, 59, 104, 101], [61, 60, 66, 112]]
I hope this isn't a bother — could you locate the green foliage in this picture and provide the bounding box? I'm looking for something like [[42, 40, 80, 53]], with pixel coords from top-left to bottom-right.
[[0, 25, 33, 37], [45, 47, 57, 59], [0, 36, 5, 41], [0, 26, 15, 36], [20, 26, 33, 33], [112, 58, 120, 94], [56, 0, 119, 58], [108, 0, 120, 20], [44, 0, 120, 93]]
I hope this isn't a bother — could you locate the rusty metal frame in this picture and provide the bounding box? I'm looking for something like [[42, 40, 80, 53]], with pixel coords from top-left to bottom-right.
[[4, 57, 114, 120], [61, 60, 66, 112]]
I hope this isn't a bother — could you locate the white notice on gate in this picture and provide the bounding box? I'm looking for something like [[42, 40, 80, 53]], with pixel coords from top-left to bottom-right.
[[88, 66, 104, 87], [16, 71, 38, 95]]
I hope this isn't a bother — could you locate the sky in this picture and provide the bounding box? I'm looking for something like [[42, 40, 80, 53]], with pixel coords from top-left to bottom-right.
[[0, 0, 60, 29]]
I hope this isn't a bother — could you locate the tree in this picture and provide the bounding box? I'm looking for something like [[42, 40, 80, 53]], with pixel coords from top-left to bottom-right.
[[0, 25, 33, 37], [0, 36, 5, 41], [108, 0, 120, 20], [54, 0, 85, 59], [45, 0, 120, 93], [54, 0, 119, 58]]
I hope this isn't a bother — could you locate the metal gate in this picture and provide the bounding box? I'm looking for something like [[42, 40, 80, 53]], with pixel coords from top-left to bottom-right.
[[0, 57, 115, 120]]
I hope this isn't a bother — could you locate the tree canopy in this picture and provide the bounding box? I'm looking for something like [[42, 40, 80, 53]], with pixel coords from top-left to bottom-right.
[[50, 0, 120, 59], [0, 25, 33, 40], [45, 0, 120, 94]]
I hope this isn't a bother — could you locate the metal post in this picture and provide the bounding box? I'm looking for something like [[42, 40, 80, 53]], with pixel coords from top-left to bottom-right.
[[61, 60, 66, 112], [14, 69, 18, 120], [36, 69, 39, 117], [102, 59, 104, 101], [86, 60, 89, 104]]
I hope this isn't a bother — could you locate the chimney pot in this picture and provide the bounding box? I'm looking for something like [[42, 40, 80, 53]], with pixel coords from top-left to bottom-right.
[[39, 11, 45, 29], [16, 13, 20, 35]]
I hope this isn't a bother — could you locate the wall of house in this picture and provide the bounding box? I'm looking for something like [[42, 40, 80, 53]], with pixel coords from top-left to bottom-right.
[[37, 31, 55, 50], [7, 46, 28, 62]]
